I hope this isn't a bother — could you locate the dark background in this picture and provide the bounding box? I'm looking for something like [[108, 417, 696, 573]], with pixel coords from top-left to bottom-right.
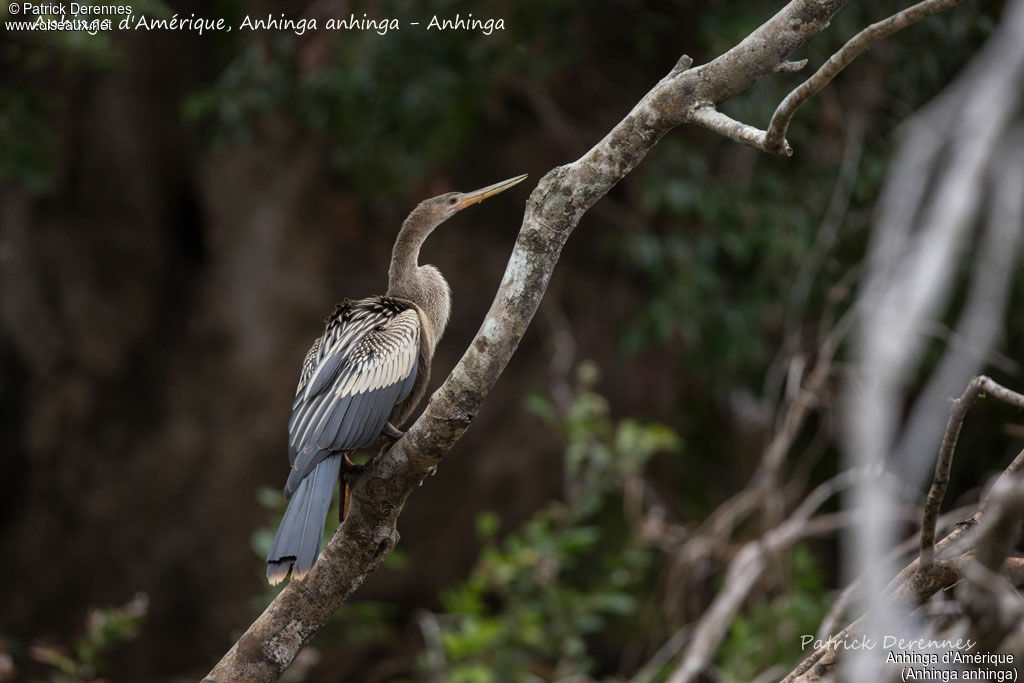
[[0, 0, 1014, 680]]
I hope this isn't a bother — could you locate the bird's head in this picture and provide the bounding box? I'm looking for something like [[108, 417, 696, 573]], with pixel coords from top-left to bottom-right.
[[415, 173, 529, 226]]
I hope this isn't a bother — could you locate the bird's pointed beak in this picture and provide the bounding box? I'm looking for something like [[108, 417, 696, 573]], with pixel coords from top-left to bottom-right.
[[455, 174, 529, 210]]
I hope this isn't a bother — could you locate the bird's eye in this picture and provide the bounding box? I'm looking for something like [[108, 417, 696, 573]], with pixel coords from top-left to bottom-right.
[[448, 197, 458, 205]]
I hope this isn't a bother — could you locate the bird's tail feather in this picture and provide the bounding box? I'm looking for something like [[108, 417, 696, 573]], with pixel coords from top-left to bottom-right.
[[266, 453, 341, 585]]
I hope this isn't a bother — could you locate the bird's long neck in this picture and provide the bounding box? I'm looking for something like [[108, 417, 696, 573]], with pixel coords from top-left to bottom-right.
[[386, 208, 452, 351], [387, 208, 434, 291]]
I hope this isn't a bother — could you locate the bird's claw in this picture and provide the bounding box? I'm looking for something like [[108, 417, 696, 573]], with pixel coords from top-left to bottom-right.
[[341, 454, 366, 476], [417, 465, 439, 487], [383, 421, 405, 442]]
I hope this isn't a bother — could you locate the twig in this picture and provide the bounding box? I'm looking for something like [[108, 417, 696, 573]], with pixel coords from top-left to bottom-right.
[[970, 475, 1024, 577], [842, 7, 1024, 676], [686, 0, 966, 154], [780, 111, 865, 355], [630, 624, 692, 683], [894, 130, 1024, 493], [784, 557, 969, 683], [816, 504, 975, 641], [668, 512, 852, 683], [784, 440, 1024, 682], [661, 310, 851, 630], [921, 376, 1024, 566], [764, 0, 968, 153], [541, 296, 577, 418], [666, 472, 862, 683], [958, 474, 1024, 652], [415, 609, 447, 680]]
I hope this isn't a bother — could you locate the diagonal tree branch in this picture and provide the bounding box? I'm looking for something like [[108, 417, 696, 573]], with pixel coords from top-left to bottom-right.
[[199, 0, 994, 678]]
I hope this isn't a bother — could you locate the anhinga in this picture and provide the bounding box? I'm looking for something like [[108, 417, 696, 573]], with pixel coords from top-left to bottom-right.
[[266, 173, 528, 585]]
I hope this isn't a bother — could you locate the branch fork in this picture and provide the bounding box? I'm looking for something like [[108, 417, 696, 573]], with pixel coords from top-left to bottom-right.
[[687, 0, 967, 156]]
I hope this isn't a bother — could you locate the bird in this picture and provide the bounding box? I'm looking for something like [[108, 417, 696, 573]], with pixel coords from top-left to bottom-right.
[[266, 173, 528, 585]]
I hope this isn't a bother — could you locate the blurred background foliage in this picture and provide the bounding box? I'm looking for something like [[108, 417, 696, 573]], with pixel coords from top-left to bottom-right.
[[1, 0, 1017, 681], [432, 365, 676, 681]]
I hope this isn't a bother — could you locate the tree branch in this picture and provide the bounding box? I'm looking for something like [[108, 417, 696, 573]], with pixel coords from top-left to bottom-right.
[[782, 438, 1024, 682], [690, 106, 793, 155], [688, 0, 966, 155], [667, 471, 863, 683], [204, 1, 987, 679], [764, 0, 967, 152], [921, 376, 1024, 566]]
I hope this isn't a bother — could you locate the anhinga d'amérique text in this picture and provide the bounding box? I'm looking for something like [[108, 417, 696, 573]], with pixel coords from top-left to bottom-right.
[[266, 173, 528, 585]]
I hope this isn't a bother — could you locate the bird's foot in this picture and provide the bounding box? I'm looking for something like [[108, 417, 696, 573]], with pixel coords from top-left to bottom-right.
[[383, 421, 405, 442], [341, 454, 366, 476]]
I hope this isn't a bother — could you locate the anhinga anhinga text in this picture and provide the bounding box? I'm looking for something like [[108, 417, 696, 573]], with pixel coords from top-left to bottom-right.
[[266, 173, 528, 585]]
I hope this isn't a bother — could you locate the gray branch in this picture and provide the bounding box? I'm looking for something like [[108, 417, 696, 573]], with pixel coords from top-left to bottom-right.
[[764, 0, 967, 153], [921, 376, 1024, 566], [688, 0, 966, 155], [960, 475, 1024, 652], [206, 1, 967, 679], [667, 471, 862, 683]]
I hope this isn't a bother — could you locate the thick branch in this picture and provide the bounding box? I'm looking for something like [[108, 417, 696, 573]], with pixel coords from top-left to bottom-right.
[[205, 2, 864, 680]]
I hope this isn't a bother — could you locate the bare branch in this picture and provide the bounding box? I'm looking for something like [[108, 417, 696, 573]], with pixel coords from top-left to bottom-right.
[[816, 504, 976, 641], [666, 472, 863, 683], [687, 0, 967, 154], [971, 475, 1024, 578], [668, 513, 852, 683], [839, 1, 1024, 676], [783, 440, 1024, 682], [895, 130, 1024, 504], [958, 474, 1024, 652], [689, 105, 792, 155], [764, 0, 968, 153], [921, 377, 1024, 565]]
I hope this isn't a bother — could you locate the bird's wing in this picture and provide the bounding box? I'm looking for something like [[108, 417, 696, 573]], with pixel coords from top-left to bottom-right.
[[284, 302, 420, 496]]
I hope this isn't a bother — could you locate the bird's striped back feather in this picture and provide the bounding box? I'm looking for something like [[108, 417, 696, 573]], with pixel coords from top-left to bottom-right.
[[284, 297, 420, 495], [267, 296, 422, 583]]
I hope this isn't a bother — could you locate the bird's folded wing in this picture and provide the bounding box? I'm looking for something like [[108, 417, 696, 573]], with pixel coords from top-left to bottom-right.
[[284, 307, 420, 492]]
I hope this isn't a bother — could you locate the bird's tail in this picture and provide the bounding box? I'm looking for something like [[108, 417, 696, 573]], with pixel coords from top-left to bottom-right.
[[266, 453, 342, 585]]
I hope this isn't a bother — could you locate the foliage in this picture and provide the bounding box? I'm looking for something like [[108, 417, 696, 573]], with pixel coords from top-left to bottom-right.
[[25, 593, 148, 683], [427, 362, 679, 681]]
